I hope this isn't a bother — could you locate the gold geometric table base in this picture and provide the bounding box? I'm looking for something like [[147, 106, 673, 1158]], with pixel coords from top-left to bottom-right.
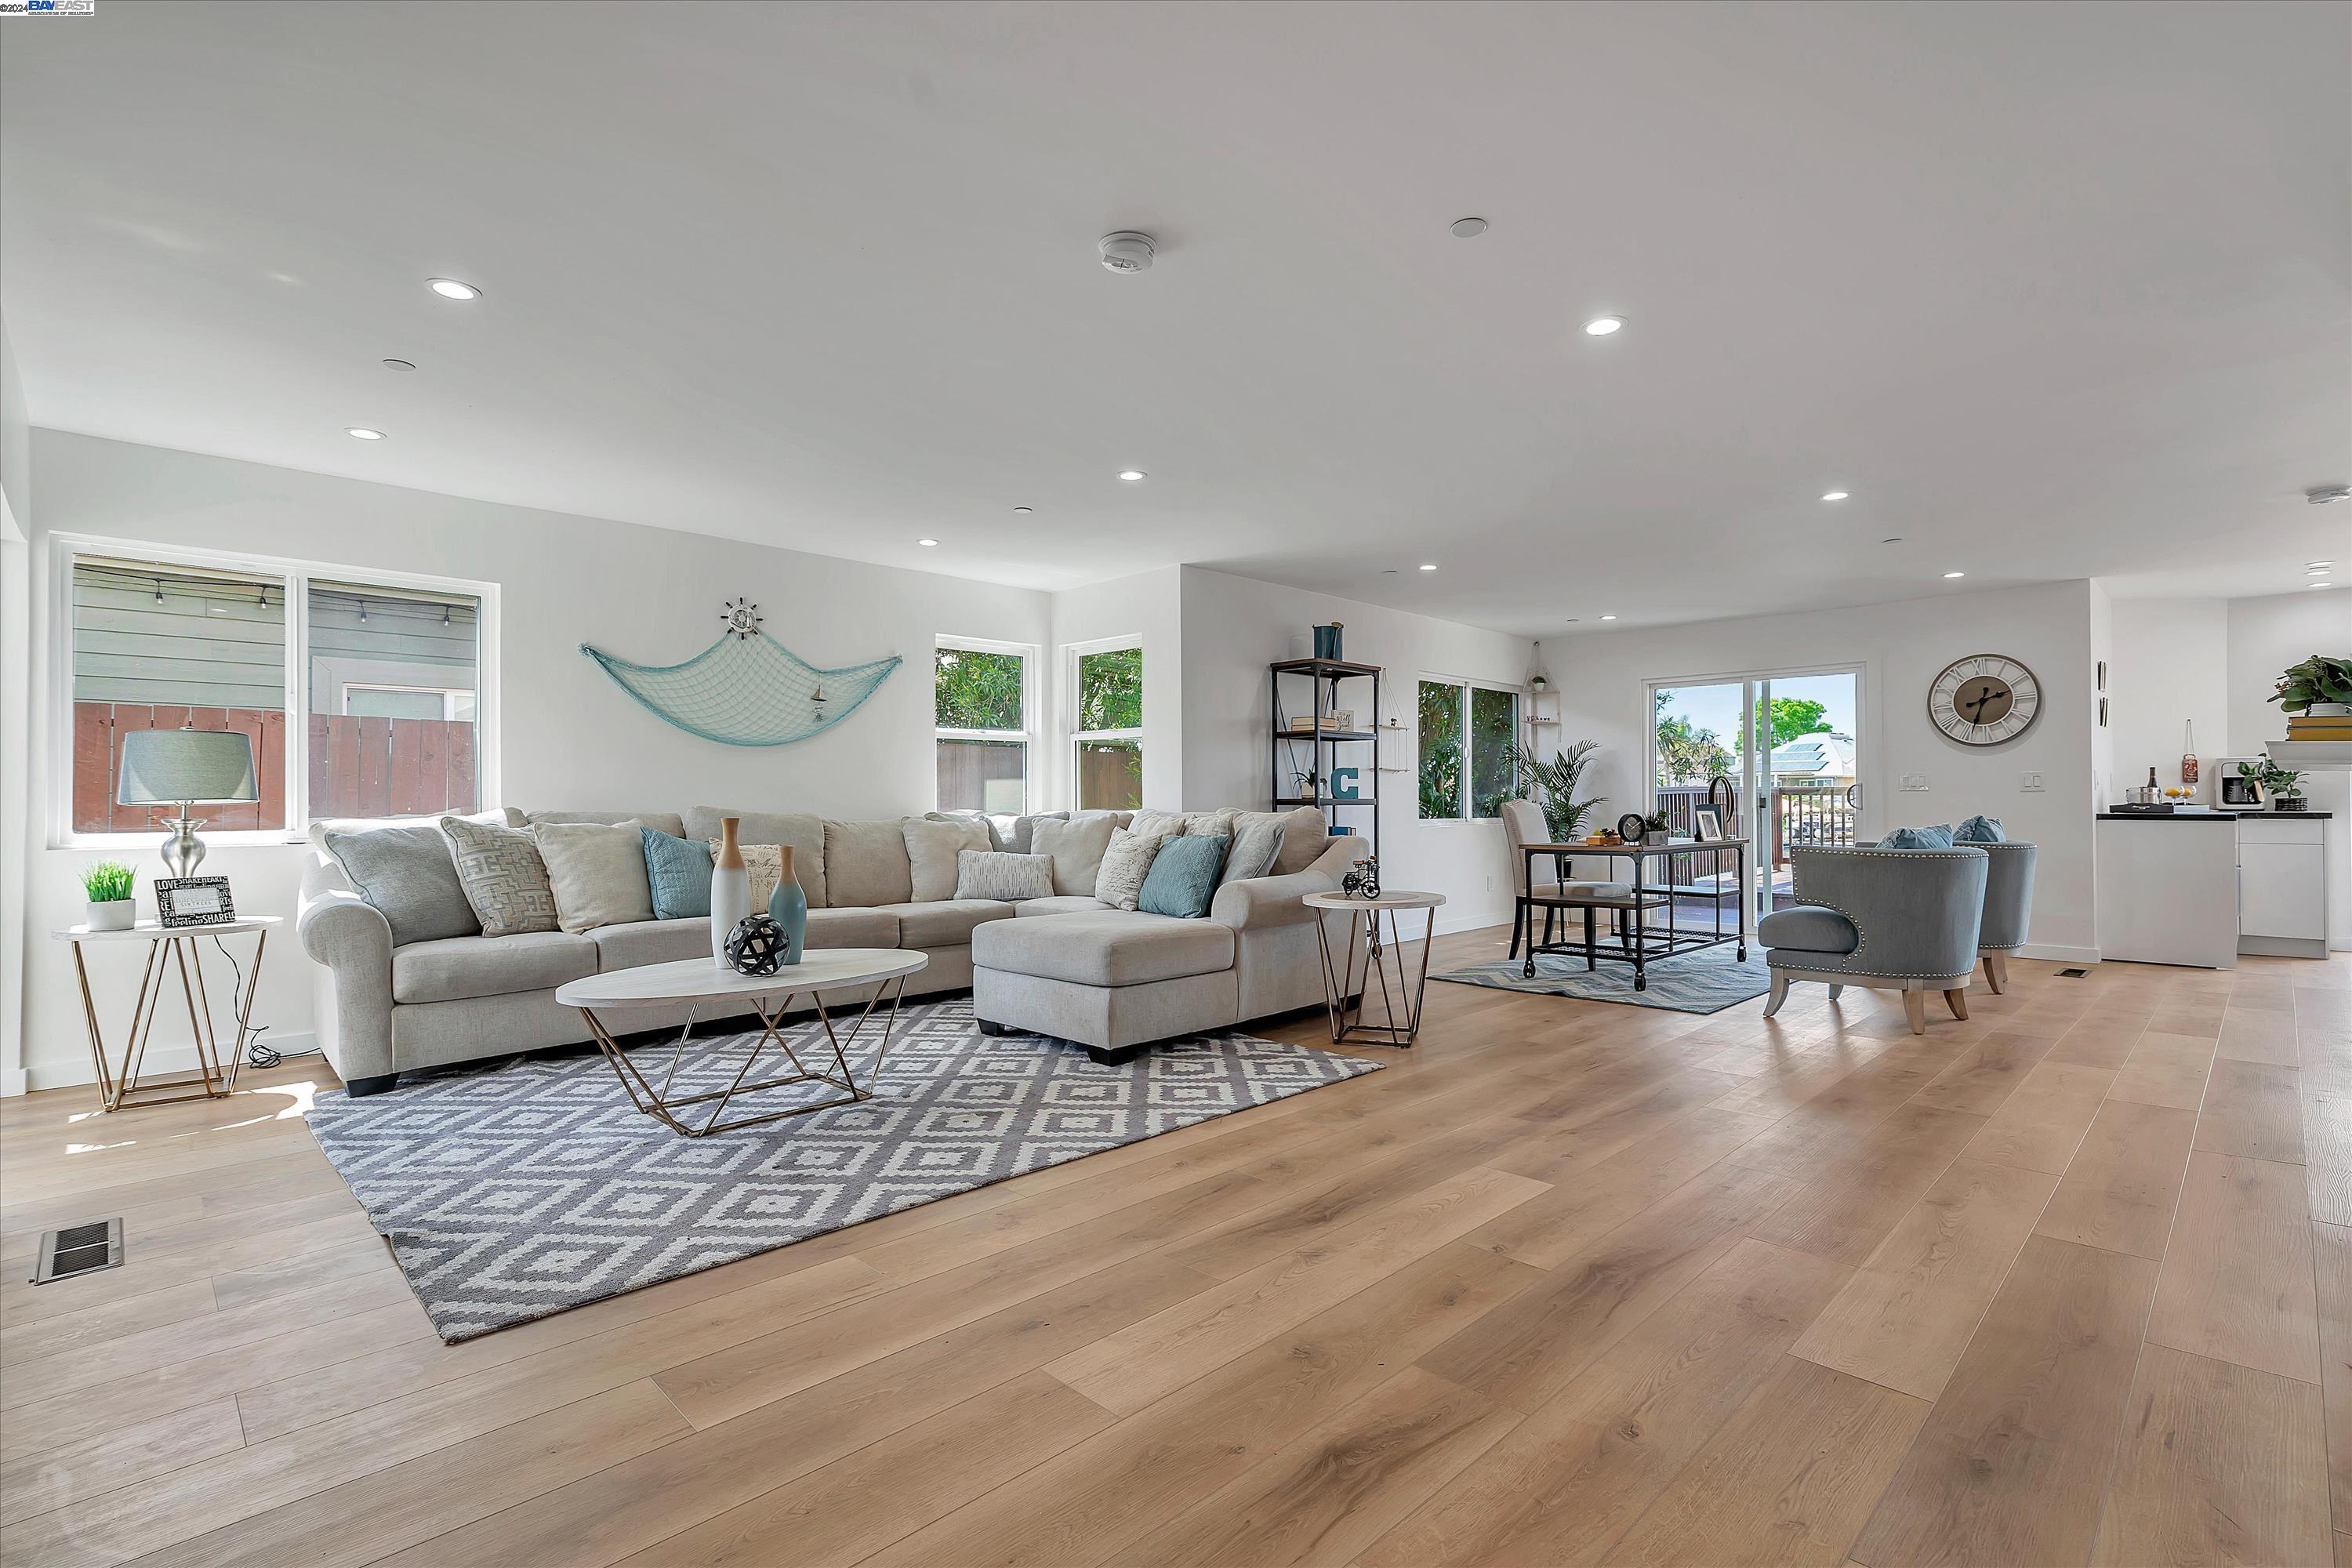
[[581, 972, 911, 1138], [1307, 895, 1443, 1049], [68, 927, 270, 1112]]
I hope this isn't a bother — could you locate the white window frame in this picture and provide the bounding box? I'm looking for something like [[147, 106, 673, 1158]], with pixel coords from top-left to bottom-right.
[[49, 533, 501, 848], [1065, 633, 1144, 811], [1417, 673, 1522, 825], [933, 633, 1035, 815]]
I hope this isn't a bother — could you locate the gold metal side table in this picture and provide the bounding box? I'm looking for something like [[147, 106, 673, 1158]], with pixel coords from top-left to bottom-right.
[[1304, 890, 1445, 1048], [52, 916, 280, 1111]]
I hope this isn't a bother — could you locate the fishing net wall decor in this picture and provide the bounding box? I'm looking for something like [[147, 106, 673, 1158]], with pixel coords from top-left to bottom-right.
[[580, 601, 900, 747]]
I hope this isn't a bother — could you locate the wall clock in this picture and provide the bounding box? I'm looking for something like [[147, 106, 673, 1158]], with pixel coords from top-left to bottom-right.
[[1929, 654, 2041, 746]]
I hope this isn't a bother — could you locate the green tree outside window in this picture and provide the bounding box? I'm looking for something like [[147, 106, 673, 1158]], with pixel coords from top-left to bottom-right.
[[1418, 681, 1464, 818], [935, 647, 1024, 730]]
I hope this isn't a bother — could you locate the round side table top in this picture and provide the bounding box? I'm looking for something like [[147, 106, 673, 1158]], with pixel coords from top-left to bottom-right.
[[1302, 891, 1446, 912], [555, 948, 927, 1010], [54, 916, 283, 941]]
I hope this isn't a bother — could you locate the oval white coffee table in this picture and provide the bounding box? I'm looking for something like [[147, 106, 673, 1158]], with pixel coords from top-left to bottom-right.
[[1302, 891, 1445, 1048], [554, 949, 927, 1138]]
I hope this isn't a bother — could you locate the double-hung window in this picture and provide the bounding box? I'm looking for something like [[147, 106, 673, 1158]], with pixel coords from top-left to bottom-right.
[[1069, 637, 1143, 811], [934, 637, 1031, 814], [57, 540, 495, 840], [1417, 677, 1519, 821]]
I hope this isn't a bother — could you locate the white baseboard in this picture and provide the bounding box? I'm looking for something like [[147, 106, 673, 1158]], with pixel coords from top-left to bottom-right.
[[24, 1029, 321, 1094], [2017, 943, 2100, 965], [0, 1069, 25, 1098]]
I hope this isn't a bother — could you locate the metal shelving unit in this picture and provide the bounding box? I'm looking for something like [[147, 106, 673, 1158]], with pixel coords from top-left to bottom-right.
[[1269, 656, 1382, 862]]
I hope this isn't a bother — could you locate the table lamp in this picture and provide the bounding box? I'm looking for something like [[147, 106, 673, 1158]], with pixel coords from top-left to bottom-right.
[[116, 726, 259, 877]]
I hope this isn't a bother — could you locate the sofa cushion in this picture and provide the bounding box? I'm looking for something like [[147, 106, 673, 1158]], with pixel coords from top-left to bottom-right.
[[440, 815, 559, 938], [1032, 814, 1118, 897], [1140, 834, 1229, 919], [1128, 808, 1190, 840], [321, 823, 480, 946], [956, 850, 1055, 902], [586, 916, 712, 971], [391, 929, 598, 1004], [904, 816, 993, 902], [926, 810, 1004, 850], [528, 809, 688, 840], [1221, 807, 1331, 878], [1219, 814, 1287, 887], [884, 899, 1015, 947], [1013, 895, 1111, 916], [975, 911, 1236, 987], [532, 819, 656, 933], [640, 827, 714, 920], [1757, 905, 1862, 955], [683, 809, 828, 908], [824, 818, 914, 909], [805, 905, 899, 949], [1000, 811, 1065, 855]]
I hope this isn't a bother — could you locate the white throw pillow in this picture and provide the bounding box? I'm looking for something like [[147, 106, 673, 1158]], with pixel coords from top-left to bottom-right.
[[532, 818, 655, 933], [1094, 829, 1172, 913], [1128, 808, 1189, 840], [904, 815, 994, 902], [1031, 814, 1120, 897], [954, 850, 1056, 902]]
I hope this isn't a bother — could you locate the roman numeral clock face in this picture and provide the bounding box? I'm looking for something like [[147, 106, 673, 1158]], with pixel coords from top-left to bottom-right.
[[1929, 654, 2040, 745]]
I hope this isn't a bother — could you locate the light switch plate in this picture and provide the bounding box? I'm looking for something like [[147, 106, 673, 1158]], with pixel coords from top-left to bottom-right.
[[2021, 771, 2045, 791], [1900, 772, 1929, 792]]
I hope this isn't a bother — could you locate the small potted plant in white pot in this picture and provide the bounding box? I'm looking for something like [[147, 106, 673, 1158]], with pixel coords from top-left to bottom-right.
[[83, 859, 136, 931]]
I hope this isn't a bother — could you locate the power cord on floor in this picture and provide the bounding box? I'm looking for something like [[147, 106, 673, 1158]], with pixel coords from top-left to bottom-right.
[[206, 933, 319, 1069]]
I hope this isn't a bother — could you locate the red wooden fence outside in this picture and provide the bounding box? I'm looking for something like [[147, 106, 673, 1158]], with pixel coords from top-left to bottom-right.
[[71, 702, 476, 831]]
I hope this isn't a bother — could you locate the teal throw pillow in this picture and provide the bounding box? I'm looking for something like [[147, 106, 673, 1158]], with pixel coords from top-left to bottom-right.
[[1878, 824, 1956, 850], [1138, 834, 1229, 919], [1953, 815, 2007, 844], [641, 826, 714, 919]]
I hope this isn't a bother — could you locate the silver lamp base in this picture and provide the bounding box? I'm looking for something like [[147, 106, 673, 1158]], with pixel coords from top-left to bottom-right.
[[160, 811, 207, 878]]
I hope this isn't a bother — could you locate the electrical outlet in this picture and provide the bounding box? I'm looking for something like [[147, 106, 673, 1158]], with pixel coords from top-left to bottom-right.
[[1900, 772, 1929, 792], [2021, 771, 2045, 792]]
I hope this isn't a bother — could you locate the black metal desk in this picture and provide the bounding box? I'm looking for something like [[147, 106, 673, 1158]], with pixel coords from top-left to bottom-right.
[[1514, 839, 1748, 991]]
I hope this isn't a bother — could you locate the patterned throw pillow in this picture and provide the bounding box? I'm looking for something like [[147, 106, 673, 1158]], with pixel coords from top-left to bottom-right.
[[1139, 834, 1229, 918], [1094, 829, 1172, 912], [1953, 815, 2007, 844], [954, 850, 1057, 902], [440, 815, 557, 937], [713, 841, 786, 909]]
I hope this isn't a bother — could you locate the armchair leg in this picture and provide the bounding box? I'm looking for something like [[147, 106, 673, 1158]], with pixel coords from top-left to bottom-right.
[[1828, 983, 1844, 1001], [1944, 988, 1969, 1020], [1762, 972, 1789, 1018], [1902, 989, 1929, 1035], [1980, 953, 2008, 994]]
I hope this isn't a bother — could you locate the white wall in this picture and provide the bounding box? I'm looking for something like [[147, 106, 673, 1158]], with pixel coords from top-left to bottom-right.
[[1, 317, 31, 1097], [1048, 566, 1182, 811], [20, 430, 1053, 1089], [2107, 597, 2231, 801], [1178, 566, 1535, 935], [1550, 581, 2101, 959], [2227, 587, 2352, 753]]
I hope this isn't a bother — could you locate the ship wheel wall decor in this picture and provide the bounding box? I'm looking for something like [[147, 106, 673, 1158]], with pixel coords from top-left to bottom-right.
[[581, 599, 901, 747]]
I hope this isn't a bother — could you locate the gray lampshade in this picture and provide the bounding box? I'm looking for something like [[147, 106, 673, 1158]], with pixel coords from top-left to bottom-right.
[[116, 728, 259, 806]]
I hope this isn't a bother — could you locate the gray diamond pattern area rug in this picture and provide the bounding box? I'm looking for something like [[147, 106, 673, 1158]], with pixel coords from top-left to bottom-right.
[[1435, 940, 1771, 1014], [306, 997, 1381, 1341]]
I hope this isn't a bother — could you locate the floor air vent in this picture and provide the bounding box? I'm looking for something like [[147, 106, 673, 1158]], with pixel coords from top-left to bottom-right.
[[30, 1218, 123, 1285], [2058, 967, 2091, 978]]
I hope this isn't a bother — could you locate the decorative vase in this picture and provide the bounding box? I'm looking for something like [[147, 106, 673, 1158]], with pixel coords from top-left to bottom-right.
[[767, 844, 808, 965], [1312, 622, 1344, 660], [710, 816, 750, 968], [85, 899, 135, 932]]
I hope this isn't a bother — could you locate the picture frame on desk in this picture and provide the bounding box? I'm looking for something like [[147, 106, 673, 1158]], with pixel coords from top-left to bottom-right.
[[155, 877, 235, 927], [1693, 806, 1726, 842]]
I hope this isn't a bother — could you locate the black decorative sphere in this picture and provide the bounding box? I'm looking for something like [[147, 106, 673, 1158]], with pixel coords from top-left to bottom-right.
[[724, 914, 788, 976]]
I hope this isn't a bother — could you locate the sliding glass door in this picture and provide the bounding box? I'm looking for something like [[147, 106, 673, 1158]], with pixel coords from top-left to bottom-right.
[[1649, 667, 1864, 926]]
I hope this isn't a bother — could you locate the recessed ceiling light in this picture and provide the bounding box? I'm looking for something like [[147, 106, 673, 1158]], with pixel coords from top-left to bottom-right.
[[1600, 614, 1617, 621], [381, 358, 416, 372], [426, 278, 481, 301], [1450, 216, 1489, 238], [1881, 536, 1904, 544], [2308, 561, 2333, 571], [1382, 568, 1399, 575], [1583, 316, 1624, 336], [917, 538, 939, 547], [1418, 563, 1438, 572], [2310, 581, 2333, 590], [1943, 571, 1966, 579], [345, 427, 386, 440], [1821, 491, 1849, 502], [1012, 506, 1033, 514], [1118, 470, 1145, 482]]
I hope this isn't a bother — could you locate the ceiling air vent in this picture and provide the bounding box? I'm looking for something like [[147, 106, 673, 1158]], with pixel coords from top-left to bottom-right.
[[30, 1219, 123, 1285]]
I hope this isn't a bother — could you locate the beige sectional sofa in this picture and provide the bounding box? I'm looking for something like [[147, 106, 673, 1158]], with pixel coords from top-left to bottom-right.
[[297, 804, 1363, 1093]]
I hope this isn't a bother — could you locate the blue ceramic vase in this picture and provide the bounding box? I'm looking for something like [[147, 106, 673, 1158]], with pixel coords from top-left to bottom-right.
[[768, 844, 808, 964]]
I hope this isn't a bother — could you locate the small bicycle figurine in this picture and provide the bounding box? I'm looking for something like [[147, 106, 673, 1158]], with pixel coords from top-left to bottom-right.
[[1341, 857, 1381, 900]]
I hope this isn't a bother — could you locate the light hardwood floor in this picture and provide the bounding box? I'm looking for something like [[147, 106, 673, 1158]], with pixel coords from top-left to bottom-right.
[[1, 933, 2344, 1566]]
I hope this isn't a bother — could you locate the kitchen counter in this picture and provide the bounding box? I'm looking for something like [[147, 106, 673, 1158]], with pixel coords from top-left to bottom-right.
[[2095, 813, 2238, 967], [2095, 811, 2240, 822]]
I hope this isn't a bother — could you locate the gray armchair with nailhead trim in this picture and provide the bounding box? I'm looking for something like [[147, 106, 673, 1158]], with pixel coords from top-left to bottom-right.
[[1756, 844, 1988, 1034]]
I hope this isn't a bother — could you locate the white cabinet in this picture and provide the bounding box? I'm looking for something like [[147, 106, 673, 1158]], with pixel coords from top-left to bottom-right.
[[2238, 817, 2328, 957]]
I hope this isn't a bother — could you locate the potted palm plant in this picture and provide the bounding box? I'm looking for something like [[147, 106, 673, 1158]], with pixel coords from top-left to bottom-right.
[[1514, 739, 1603, 842], [83, 860, 136, 931]]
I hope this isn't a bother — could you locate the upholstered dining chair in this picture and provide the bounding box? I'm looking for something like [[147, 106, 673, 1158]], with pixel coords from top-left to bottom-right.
[[1973, 840, 2037, 993], [1500, 799, 1637, 961], [1757, 844, 1988, 1034]]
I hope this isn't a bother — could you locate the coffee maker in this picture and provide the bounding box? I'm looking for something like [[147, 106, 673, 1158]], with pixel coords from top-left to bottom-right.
[[2216, 757, 2263, 811]]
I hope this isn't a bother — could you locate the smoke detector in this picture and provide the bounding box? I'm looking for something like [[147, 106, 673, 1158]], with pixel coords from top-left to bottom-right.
[[1098, 231, 1156, 274], [2307, 485, 2350, 505]]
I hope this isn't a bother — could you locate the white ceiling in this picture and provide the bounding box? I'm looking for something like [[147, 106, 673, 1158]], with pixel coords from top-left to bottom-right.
[[4, 1, 2347, 633]]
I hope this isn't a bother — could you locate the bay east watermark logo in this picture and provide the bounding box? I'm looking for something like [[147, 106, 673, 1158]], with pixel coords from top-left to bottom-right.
[[0, 0, 97, 15]]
